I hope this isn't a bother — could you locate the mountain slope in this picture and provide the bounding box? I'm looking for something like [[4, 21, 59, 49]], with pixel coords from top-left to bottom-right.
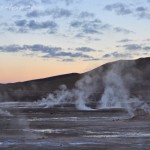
[[0, 57, 149, 102], [0, 73, 81, 101]]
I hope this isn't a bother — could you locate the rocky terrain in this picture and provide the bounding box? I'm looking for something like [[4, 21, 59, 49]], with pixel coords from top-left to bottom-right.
[[0, 103, 150, 150]]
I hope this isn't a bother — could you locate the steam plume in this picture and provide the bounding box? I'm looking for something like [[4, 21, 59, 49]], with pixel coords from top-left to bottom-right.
[[36, 60, 150, 116]]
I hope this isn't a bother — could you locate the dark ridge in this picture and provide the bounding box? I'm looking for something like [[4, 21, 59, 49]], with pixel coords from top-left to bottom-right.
[[0, 57, 149, 102], [0, 73, 81, 101], [4, 73, 80, 85]]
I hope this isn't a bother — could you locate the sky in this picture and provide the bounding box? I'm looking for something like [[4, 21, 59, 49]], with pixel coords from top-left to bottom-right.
[[0, 0, 150, 83]]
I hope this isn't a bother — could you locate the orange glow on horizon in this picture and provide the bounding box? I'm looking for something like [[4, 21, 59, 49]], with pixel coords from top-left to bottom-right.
[[0, 53, 106, 83]]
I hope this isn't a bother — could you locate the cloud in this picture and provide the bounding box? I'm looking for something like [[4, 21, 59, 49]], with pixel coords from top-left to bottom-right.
[[15, 19, 27, 26], [82, 19, 103, 34], [103, 51, 132, 58], [7, 27, 29, 33], [78, 11, 95, 18], [0, 44, 94, 60], [46, 51, 92, 59], [117, 39, 133, 43], [75, 33, 101, 41], [104, 2, 150, 20], [13, 19, 58, 33], [103, 50, 150, 59], [113, 27, 134, 34], [51, 8, 72, 18], [82, 27, 100, 34], [135, 6, 150, 19], [143, 46, 150, 51], [5, 0, 38, 11], [119, 43, 150, 51], [70, 19, 105, 35], [14, 0, 37, 6], [62, 58, 74, 62], [64, 0, 75, 6], [145, 38, 150, 41], [136, 7, 147, 12], [3, 19, 58, 34], [41, 0, 53, 4], [26, 10, 45, 18], [122, 44, 142, 50], [0, 44, 61, 53], [104, 3, 132, 15], [27, 20, 57, 30], [0, 44, 25, 52], [70, 21, 82, 28], [23, 44, 62, 53], [70, 19, 133, 36], [102, 54, 110, 58], [41, 0, 75, 6], [26, 8, 72, 18], [13, 0, 38, 6], [76, 47, 96, 52], [83, 58, 101, 61]]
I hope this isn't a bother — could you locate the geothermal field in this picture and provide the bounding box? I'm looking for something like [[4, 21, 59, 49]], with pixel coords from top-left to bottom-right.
[[0, 102, 150, 150], [0, 58, 150, 150]]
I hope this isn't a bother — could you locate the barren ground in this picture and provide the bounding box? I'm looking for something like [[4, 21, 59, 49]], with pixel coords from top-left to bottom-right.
[[0, 102, 150, 150]]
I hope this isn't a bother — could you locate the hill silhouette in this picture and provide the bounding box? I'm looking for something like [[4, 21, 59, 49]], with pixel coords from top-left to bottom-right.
[[0, 57, 149, 102]]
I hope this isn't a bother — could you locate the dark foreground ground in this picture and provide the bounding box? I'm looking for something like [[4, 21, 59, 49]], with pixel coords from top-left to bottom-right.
[[0, 102, 150, 150]]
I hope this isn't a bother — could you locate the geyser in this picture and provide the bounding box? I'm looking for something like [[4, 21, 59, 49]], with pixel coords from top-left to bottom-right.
[[36, 60, 150, 116]]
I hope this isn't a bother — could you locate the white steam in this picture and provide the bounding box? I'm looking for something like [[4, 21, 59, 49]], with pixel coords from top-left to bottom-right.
[[73, 75, 97, 111], [38, 85, 73, 108], [37, 77, 95, 111], [98, 62, 150, 116], [36, 60, 150, 116]]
